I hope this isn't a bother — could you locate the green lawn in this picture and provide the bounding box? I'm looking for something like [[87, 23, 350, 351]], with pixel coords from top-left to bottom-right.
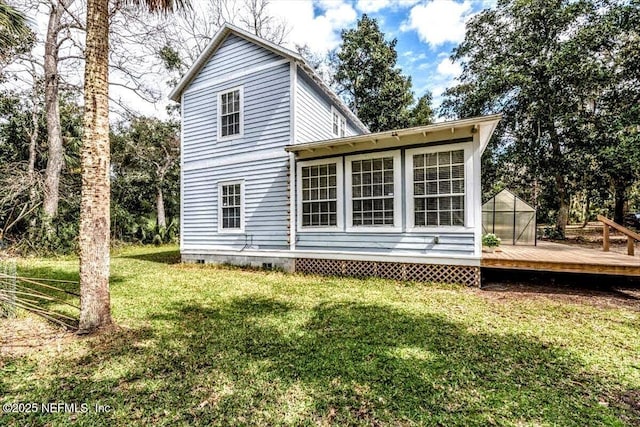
[[1, 245, 639, 426]]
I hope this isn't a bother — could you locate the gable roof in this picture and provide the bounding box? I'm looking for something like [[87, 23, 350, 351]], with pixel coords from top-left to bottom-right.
[[169, 23, 368, 133]]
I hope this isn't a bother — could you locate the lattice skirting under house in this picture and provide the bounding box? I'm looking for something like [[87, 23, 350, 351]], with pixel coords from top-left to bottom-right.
[[294, 258, 480, 287]]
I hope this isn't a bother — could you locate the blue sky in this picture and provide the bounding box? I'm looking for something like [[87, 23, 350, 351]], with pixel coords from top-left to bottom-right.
[[268, 0, 495, 110]]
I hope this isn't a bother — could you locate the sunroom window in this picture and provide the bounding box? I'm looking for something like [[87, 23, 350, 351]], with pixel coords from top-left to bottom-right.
[[351, 156, 395, 226], [301, 163, 338, 227], [413, 149, 465, 226]]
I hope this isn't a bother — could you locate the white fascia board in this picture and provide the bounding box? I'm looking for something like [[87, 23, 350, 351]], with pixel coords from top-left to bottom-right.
[[478, 119, 500, 155]]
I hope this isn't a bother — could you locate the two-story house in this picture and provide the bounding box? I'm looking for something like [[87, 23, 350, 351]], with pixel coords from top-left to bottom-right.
[[170, 24, 500, 286]]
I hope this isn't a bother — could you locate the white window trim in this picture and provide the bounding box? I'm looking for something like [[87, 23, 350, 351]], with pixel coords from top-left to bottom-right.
[[345, 150, 402, 233], [296, 157, 344, 232], [217, 86, 244, 142], [217, 180, 245, 234], [331, 106, 346, 138], [405, 142, 474, 233]]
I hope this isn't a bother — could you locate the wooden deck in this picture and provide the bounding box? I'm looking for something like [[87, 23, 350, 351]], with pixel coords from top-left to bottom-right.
[[481, 241, 640, 276]]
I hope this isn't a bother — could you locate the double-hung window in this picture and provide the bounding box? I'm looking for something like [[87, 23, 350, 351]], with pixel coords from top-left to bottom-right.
[[407, 146, 466, 228], [218, 181, 244, 233], [297, 158, 343, 229], [331, 107, 346, 137], [218, 87, 243, 139], [346, 151, 401, 231]]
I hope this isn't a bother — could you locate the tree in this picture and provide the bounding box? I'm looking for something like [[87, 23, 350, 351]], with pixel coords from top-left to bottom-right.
[[111, 117, 180, 230], [589, 1, 640, 224], [78, 0, 188, 334], [441, 0, 603, 236], [333, 14, 413, 132], [410, 92, 434, 127], [156, 0, 289, 94], [43, 0, 75, 222]]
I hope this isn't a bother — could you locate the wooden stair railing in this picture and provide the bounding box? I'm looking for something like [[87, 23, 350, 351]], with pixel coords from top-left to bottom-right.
[[597, 215, 640, 256]]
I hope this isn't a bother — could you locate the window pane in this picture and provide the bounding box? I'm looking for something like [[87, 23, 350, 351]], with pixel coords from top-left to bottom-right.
[[452, 150, 464, 163], [438, 152, 450, 165]]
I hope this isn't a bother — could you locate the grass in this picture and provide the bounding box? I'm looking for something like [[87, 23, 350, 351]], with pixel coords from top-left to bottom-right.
[[1, 245, 639, 426]]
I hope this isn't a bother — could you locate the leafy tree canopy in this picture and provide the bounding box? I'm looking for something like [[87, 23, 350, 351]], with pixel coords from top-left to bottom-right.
[[333, 14, 414, 132]]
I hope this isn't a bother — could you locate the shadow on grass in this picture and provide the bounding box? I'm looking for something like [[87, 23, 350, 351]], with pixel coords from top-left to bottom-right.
[[121, 249, 181, 265], [1, 296, 634, 426]]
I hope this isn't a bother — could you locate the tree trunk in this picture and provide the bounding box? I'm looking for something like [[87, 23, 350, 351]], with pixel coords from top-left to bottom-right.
[[28, 69, 39, 233], [582, 193, 590, 227], [549, 121, 568, 237], [42, 1, 67, 220], [156, 186, 166, 228], [79, 0, 111, 333], [613, 184, 626, 225]]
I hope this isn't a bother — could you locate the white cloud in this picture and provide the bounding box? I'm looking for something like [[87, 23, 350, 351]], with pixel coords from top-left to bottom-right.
[[268, 0, 357, 53], [356, 0, 392, 13], [402, 0, 473, 48], [356, 0, 421, 13], [436, 57, 462, 78]]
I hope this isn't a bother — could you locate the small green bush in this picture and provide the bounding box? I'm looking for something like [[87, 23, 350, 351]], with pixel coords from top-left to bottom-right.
[[482, 233, 501, 247]]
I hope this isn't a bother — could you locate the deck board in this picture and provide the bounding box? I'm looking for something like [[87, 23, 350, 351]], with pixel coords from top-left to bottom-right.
[[481, 241, 640, 276]]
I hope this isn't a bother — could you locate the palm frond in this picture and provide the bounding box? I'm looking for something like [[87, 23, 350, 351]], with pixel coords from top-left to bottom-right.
[[0, 1, 31, 47], [123, 0, 191, 14]]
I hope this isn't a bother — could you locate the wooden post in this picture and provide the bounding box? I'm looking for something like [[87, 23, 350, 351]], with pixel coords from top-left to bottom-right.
[[597, 214, 639, 256]]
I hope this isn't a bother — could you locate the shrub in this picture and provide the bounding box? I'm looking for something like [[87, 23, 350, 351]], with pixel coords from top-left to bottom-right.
[[482, 233, 501, 247]]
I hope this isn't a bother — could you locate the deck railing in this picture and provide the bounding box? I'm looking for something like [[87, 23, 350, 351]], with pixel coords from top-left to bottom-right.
[[597, 215, 640, 256]]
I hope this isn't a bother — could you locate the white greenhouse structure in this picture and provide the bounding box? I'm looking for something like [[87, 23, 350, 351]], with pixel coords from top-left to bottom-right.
[[482, 189, 537, 245]]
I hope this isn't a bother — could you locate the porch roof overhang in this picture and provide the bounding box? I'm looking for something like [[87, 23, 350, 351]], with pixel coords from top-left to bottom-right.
[[285, 114, 502, 160]]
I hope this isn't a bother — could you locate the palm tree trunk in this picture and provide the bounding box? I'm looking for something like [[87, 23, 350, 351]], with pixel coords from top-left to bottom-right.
[[79, 0, 111, 333]]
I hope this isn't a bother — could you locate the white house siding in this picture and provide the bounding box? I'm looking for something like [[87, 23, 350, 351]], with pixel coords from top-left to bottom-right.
[[189, 34, 283, 89], [182, 63, 290, 163], [181, 34, 291, 251], [182, 156, 289, 250], [295, 232, 475, 256], [295, 71, 361, 143]]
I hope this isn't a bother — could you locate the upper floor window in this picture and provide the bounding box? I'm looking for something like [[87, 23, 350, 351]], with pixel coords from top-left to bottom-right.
[[407, 146, 466, 228], [218, 181, 244, 233], [331, 107, 346, 137], [218, 87, 243, 140]]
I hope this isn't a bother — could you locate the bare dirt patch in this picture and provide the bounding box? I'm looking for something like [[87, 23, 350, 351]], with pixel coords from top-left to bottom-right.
[[479, 281, 640, 311], [0, 314, 75, 358]]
